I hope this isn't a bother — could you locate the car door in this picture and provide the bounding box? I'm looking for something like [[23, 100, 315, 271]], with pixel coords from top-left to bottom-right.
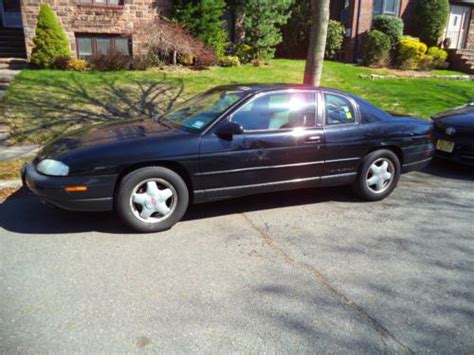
[[196, 90, 326, 200], [321, 91, 367, 183]]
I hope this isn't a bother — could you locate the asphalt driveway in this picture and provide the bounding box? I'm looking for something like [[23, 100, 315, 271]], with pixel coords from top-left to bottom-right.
[[1, 159, 473, 353]]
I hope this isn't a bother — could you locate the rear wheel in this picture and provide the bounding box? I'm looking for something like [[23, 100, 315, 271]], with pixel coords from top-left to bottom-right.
[[354, 149, 400, 201], [116, 167, 189, 233]]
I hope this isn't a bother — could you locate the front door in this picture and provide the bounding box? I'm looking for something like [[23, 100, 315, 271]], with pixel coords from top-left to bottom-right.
[[444, 5, 470, 49], [0, 0, 23, 28], [197, 90, 326, 200]]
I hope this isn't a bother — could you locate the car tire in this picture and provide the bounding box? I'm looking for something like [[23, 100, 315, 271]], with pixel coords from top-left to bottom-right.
[[353, 149, 401, 201], [116, 166, 189, 233]]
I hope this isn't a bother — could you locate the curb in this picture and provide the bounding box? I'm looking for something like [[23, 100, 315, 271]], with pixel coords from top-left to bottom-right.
[[0, 179, 22, 189]]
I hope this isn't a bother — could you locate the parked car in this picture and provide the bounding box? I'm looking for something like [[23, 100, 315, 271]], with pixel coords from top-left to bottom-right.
[[431, 100, 474, 166], [22, 84, 433, 233]]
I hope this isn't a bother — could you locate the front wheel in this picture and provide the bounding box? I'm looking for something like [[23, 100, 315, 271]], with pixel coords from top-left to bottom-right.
[[116, 167, 189, 233], [354, 149, 401, 201]]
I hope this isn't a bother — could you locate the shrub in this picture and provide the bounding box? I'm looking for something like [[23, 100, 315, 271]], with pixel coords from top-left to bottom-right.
[[397, 36, 427, 70], [67, 58, 88, 72], [51, 55, 71, 70], [243, 0, 293, 63], [133, 19, 217, 67], [89, 49, 130, 71], [179, 53, 194, 66], [234, 44, 253, 64], [325, 20, 345, 59], [30, 4, 70, 68], [372, 15, 403, 50], [427, 46, 448, 68], [277, 0, 311, 59], [172, 0, 228, 57], [131, 51, 162, 70], [415, 0, 449, 45], [219, 55, 240, 67], [363, 30, 391, 66], [51, 56, 88, 71], [418, 47, 448, 71]]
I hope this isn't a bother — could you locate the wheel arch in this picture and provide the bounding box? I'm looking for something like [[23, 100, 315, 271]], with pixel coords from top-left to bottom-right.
[[366, 145, 404, 166], [113, 161, 194, 205]]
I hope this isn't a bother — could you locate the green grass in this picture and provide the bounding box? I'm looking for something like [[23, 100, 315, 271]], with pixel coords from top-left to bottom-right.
[[2, 59, 473, 144]]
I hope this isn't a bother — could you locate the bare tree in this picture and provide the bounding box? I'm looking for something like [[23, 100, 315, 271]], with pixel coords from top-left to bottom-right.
[[303, 0, 330, 86]]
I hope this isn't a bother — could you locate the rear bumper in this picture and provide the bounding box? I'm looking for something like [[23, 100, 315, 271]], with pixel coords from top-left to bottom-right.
[[22, 163, 116, 211], [401, 142, 434, 173]]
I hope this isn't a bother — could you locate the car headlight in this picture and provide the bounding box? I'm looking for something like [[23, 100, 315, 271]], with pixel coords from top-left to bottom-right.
[[37, 159, 70, 176]]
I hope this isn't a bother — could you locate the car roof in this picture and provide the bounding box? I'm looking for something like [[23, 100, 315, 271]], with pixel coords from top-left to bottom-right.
[[214, 83, 348, 96]]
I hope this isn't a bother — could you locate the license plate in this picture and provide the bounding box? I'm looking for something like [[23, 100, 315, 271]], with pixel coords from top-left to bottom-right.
[[436, 139, 455, 153]]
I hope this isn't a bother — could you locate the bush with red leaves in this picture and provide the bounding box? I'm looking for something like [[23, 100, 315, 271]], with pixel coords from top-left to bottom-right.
[[133, 20, 217, 67]]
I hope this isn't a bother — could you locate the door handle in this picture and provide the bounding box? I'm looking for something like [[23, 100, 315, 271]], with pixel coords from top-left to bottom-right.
[[305, 135, 321, 143]]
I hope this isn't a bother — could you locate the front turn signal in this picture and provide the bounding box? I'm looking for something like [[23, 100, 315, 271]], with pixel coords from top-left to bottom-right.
[[64, 186, 88, 192]]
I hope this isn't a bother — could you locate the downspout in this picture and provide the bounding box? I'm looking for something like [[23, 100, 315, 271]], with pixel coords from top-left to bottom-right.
[[353, 0, 363, 63]]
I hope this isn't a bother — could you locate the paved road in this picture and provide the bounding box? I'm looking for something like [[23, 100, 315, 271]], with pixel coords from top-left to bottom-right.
[[1, 159, 473, 353]]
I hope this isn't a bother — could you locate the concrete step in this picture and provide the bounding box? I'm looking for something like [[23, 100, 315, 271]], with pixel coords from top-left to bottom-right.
[[0, 53, 27, 59], [0, 49, 26, 55], [0, 43, 25, 49], [0, 83, 10, 90], [0, 58, 28, 70], [0, 70, 20, 83], [0, 63, 27, 70], [0, 132, 8, 145]]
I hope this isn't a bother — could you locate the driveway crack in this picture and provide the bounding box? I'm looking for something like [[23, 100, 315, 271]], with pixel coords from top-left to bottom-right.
[[241, 212, 412, 353]]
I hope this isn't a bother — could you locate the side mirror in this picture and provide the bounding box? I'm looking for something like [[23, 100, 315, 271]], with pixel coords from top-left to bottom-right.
[[215, 121, 243, 140]]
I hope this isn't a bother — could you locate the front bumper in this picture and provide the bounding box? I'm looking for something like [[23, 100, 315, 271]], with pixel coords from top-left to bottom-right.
[[22, 163, 117, 211]]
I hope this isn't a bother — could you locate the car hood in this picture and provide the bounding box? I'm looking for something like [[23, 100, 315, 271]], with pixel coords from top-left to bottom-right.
[[38, 119, 184, 160], [431, 104, 474, 129]]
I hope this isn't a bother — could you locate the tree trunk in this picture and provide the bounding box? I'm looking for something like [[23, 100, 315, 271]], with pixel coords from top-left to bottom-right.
[[303, 0, 330, 86], [172, 50, 177, 65]]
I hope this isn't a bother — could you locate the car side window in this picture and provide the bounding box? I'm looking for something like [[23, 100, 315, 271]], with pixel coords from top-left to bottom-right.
[[325, 93, 355, 125], [231, 92, 316, 131]]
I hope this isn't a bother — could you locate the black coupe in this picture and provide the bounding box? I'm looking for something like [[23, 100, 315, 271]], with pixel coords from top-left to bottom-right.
[[431, 100, 474, 165], [23, 84, 433, 232]]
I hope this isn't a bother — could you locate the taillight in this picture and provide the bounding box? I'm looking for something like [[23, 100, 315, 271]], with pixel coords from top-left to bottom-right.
[[427, 131, 432, 139]]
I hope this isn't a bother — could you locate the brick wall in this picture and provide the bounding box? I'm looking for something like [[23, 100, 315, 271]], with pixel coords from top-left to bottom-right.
[[466, 8, 474, 49], [339, 0, 415, 63], [20, 0, 171, 58]]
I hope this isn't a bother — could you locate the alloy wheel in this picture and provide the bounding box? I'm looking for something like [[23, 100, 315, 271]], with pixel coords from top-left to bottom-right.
[[129, 178, 178, 223], [365, 158, 395, 194]]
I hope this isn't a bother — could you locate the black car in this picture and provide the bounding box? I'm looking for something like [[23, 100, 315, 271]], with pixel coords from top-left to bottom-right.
[[23, 84, 433, 232], [431, 101, 474, 165]]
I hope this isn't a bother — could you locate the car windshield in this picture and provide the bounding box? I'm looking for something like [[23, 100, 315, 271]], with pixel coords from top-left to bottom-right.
[[159, 89, 247, 131]]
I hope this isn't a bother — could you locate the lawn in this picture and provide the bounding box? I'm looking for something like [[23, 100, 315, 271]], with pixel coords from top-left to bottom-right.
[[2, 59, 473, 144]]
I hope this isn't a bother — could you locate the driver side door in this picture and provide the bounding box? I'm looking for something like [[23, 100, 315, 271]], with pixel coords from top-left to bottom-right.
[[196, 90, 326, 201]]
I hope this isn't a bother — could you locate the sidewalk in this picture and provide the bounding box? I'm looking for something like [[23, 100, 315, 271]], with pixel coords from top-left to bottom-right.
[[0, 144, 40, 161]]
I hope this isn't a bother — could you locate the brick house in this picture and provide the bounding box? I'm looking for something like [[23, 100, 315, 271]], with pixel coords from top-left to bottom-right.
[[0, 0, 473, 72], [330, 0, 474, 72], [0, 0, 171, 60]]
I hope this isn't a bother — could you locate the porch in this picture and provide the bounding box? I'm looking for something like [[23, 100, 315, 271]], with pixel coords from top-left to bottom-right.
[[444, 1, 474, 73]]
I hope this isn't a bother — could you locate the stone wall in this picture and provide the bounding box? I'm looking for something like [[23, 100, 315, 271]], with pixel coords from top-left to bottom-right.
[[20, 0, 171, 58], [466, 8, 474, 49]]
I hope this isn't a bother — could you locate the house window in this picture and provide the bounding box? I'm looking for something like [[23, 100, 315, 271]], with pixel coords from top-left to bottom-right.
[[79, 0, 123, 6], [373, 0, 400, 16], [76, 35, 131, 58]]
